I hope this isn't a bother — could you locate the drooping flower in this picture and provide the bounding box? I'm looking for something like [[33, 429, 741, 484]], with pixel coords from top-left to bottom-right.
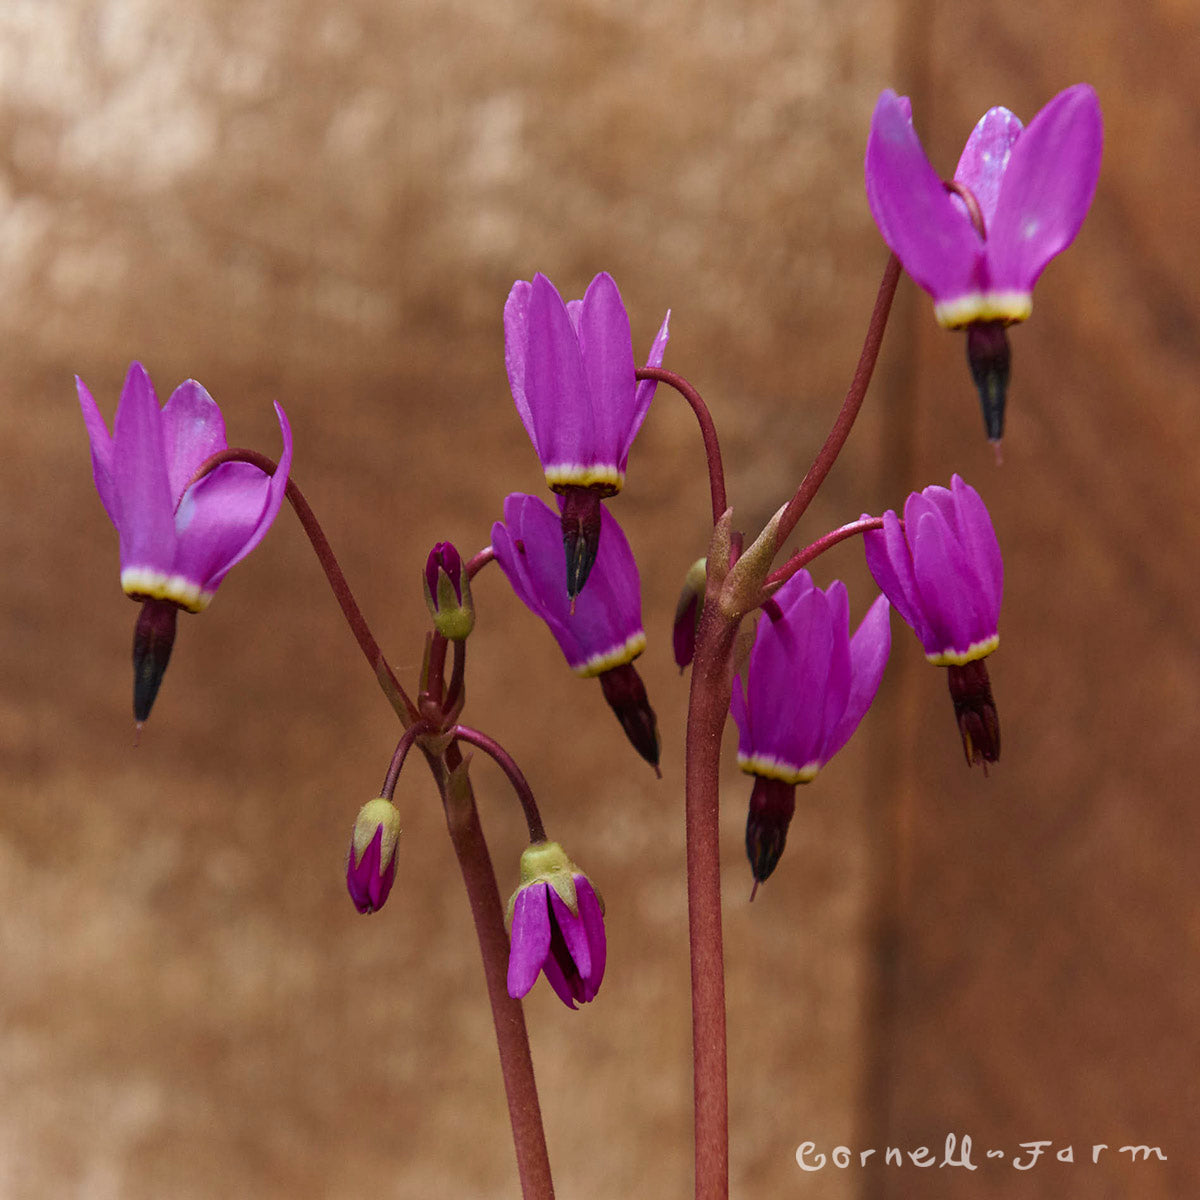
[[78, 361, 293, 720], [506, 840, 606, 1009], [504, 272, 670, 597], [865, 84, 1102, 441], [492, 492, 660, 770], [863, 474, 1002, 767], [346, 797, 402, 914], [731, 570, 891, 889]]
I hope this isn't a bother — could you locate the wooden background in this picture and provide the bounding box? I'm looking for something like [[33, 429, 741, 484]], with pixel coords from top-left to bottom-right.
[[0, 0, 1194, 1196]]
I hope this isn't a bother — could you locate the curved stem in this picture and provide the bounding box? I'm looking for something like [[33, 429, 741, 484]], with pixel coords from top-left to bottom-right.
[[427, 743, 555, 1199], [191, 449, 418, 724], [766, 516, 886, 591], [467, 545, 496, 579], [774, 253, 901, 550], [683, 593, 738, 1200], [636, 367, 728, 525], [380, 722, 426, 799], [452, 724, 548, 843]]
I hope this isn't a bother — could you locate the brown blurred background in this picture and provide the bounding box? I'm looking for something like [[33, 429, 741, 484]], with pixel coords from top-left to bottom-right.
[[2, 0, 1196, 1196]]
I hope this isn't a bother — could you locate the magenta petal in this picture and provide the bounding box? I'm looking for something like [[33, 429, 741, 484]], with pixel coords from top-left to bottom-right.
[[507, 884, 552, 999], [548, 887, 592, 980], [908, 504, 985, 655], [77, 376, 117, 524], [623, 308, 671, 467], [953, 106, 1023, 233], [987, 83, 1103, 295], [524, 273, 593, 471], [577, 273, 636, 465], [112, 362, 176, 575], [950, 475, 1002, 619], [817, 581, 853, 745], [575, 878, 607, 1000], [730, 672, 753, 757], [492, 492, 643, 673], [824, 593, 891, 762], [503, 280, 539, 456], [160, 380, 228, 502], [863, 510, 923, 635], [865, 90, 985, 304], [539, 950, 580, 1009]]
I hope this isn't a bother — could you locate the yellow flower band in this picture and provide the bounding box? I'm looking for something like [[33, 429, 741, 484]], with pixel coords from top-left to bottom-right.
[[573, 631, 646, 678], [121, 567, 211, 614], [934, 291, 1032, 329], [926, 633, 999, 667]]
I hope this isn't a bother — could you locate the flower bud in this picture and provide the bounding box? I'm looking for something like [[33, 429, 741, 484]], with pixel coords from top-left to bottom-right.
[[506, 841, 607, 1009], [346, 797, 402, 914], [672, 558, 707, 670], [423, 541, 474, 640]]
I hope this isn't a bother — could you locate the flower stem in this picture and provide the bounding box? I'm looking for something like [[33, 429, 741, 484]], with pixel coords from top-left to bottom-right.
[[683, 589, 738, 1200], [765, 516, 886, 591], [190, 449, 418, 724], [430, 743, 556, 1200], [774, 253, 901, 550], [636, 367, 728, 525], [451, 724, 548, 843]]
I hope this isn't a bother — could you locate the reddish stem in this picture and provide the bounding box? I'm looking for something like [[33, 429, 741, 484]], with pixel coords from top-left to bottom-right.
[[683, 595, 738, 1199], [451, 724, 548, 843], [766, 516, 886, 591], [191, 448, 418, 723], [466, 545, 497, 579], [636, 367, 728, 525], [774, 254, 901, 550]]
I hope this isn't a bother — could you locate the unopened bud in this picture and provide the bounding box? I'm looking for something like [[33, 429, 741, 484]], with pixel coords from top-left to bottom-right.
[[946, 659, 1000, 769], [672, 558, 707, 670], [423, 541, 474, 640], [966, 321, 1011, 446], [132, 598, 179, 724], [346, 797, 402, 914]]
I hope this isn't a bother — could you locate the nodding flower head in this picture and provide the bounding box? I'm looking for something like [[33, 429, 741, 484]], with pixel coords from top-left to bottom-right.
[[865, 84, 1101, 441], [731, 570, 891, 888], [863, 475, 1003, 768], [78, 362, 292, 721], [506, 840, 606, 1009]]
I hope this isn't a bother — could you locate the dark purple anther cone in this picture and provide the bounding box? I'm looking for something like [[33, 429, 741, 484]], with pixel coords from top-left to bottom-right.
[[745, 775, 797, 896], [947, 658, 1000, 768], [132, 598, 179, 723], [598, 662, 660, 774], [966, 320, 1011, 444], [559, 485, 603, 600]]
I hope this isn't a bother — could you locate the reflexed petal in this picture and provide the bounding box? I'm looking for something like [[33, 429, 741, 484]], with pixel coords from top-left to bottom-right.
[[112, 362, 176, 576], [503, 280, 539, 454], [908, 504, 987, 655], [953, 106, 1023, 233], [950, 475, 1003, 619], [507, 884, 552, 999], [160, 379, 228, 502], [865, 90, 985, 304], [824, 593, 891, 762], [171, 402, 293, 593], [623, 309, 671, 467], [817, 580, 853, 745], [863, 509, 923, 635], [76, 375, 117, 524], [987, 83, 1103, 295], [524, 273, 593, 471], [577, 273, 636, 463]]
